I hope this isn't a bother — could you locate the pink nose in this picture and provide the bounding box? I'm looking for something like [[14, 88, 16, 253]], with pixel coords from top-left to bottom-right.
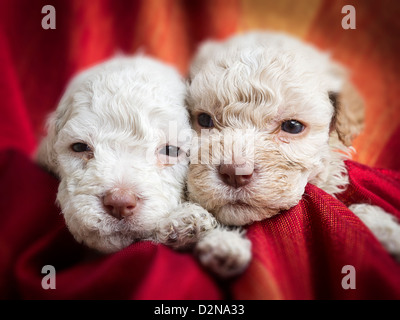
[[103, 190, 138, 219], [219, 163, 254, 188]]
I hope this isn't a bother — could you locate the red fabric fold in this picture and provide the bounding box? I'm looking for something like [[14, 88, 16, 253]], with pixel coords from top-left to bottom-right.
[[1, 0, 400, 300], [1, 150, 400, 299], [0, 150, 223, 300], [234, 168, 400, 299]]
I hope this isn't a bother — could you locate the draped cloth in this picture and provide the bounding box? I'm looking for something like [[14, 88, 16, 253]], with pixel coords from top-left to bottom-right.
[[1, 0, 399, 299]]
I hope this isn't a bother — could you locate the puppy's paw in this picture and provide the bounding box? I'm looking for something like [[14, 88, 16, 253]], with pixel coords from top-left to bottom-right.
[[350, 203, 400, 262], [156, 202, 219, 249], [195, 228, 252, 278]]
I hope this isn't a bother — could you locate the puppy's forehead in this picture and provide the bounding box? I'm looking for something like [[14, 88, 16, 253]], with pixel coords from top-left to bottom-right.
[[190, 42, 334, 128], [65, 59, 189, 141], [70, 95, 186, 143]]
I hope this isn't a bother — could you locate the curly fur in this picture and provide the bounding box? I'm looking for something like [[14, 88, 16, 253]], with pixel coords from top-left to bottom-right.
[[36, 55, 251, 277], [186, 31, 400, 261]]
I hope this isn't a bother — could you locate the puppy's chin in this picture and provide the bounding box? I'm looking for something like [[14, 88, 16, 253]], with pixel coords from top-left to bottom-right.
[[63, 208, 155, 253], [190, 185, 305, 226], [71, 228, 137, 254], [57, 192, 163, 253], [214, 203, 280, 226], [188, 164, 309, 226]]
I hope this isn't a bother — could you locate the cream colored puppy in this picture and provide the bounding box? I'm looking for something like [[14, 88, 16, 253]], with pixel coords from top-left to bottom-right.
[[187, 32, 400, 261], [37, 56, 251, 277]]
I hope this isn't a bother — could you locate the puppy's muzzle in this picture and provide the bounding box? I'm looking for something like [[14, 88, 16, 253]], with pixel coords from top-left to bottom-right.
[[218, 162, 254, 188], [103, 188, 139, 220]]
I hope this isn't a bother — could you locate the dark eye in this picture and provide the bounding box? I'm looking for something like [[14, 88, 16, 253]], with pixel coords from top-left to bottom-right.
[[71, 143, 91, 153], [197, 113, 214, 128], [281, 120, 305, 134], [159, 145, 181, 157]]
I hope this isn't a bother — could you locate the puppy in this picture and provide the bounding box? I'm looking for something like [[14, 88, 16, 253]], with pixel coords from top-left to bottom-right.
[[186, 32, 400, 261], [36, 56, 251, 277]]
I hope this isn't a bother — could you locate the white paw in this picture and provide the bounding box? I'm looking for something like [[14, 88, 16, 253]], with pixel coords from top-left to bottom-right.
[[156, 202, 218, 249], [350, 203, 400, 262], [195, 228, 252, 278]]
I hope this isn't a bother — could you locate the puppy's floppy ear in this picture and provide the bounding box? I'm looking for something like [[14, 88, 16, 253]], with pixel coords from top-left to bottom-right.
[[36, 112, 60, 175], [36, 94, 74, 176], [328, 64, 365, 147]]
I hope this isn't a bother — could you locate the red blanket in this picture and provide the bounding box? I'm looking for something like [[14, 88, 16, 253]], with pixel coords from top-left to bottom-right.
[[1, 151, 400, 299], [0, 150, 224, 299], [1, 0, 400, 300], [235, 161, 400, 299]]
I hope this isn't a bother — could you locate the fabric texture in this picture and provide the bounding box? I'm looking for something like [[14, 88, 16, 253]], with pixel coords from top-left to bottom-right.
[[234, 161, 400, 299], [1, 0, 400, 299], [1, 151, 400, 300], [0, 150, 224, 299]]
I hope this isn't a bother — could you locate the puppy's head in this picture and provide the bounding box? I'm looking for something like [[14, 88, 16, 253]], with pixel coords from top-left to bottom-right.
[[187, 32, 364, 226], [37, 56, 191, 253]]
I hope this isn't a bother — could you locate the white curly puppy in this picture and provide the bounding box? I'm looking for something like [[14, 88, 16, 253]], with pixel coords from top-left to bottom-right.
[[36, 56, 251, 277], [186, 32, 400, 261]]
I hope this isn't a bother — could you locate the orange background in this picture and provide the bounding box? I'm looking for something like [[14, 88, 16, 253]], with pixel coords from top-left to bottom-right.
[[1, 0, 400, 300], [1, 0, 399, 167]]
